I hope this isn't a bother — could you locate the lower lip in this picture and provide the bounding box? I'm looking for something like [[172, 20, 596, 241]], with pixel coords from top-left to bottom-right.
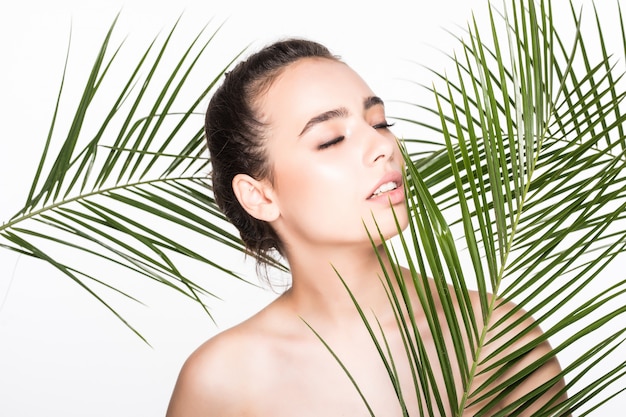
[[367, 186, 405, 206]]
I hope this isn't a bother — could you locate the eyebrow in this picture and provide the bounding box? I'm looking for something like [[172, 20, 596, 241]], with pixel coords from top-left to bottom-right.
[[298, 95, 385, 137], [364, 95, 385, 110]]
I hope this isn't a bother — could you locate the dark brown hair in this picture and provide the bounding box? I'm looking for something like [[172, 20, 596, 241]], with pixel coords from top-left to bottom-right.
[[205, 38, 340, 267]]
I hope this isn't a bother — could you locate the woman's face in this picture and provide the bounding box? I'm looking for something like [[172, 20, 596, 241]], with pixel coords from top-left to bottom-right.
[[258, 57, 408, 251]]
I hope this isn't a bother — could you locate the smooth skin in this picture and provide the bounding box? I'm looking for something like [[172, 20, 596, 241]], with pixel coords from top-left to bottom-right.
[[166, 58, 566, 417]]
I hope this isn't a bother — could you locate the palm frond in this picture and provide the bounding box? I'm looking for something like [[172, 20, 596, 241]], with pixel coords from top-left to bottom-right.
[[321, 0, 626, 415], [0, 17, 272, 338]]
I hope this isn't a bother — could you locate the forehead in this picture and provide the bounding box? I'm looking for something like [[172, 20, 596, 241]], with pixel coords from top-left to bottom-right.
[[257, 57, 377, 126]]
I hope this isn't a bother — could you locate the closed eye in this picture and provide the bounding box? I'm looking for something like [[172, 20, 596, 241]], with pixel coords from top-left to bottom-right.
[[318, 136, 344, 150], [373, 121, 395, 130]]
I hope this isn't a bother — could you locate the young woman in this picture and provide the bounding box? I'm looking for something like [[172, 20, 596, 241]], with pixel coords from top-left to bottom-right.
[[166, 39, 566, 416]]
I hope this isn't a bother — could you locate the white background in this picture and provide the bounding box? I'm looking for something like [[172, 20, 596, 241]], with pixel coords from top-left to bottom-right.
[[1, 0, 624, 416]]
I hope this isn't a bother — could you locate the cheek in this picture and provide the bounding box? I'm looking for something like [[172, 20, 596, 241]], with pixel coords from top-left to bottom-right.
[[273, 156, 364, 235], [276, 154, 354, 200]]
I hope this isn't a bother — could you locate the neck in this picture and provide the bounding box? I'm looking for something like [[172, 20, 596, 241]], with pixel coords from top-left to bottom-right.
[[281, 241, 403, 328]]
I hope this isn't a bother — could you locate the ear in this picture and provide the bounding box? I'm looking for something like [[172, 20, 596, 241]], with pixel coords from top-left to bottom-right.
[[232, 173, 280, 222]]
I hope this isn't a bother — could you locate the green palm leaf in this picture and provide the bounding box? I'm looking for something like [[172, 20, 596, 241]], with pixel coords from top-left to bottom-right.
[[315, 0, 626, 415], [0, 17, 272, 339]]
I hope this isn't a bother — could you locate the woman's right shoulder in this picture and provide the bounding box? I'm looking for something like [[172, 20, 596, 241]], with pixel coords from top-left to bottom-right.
[[185, 323, 254, 377], [166, 315, 275, 417]]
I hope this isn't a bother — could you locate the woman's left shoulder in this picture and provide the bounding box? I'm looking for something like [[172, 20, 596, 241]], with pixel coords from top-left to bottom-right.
[[471, 290, 542, 337], [465, 289, 568, 416]]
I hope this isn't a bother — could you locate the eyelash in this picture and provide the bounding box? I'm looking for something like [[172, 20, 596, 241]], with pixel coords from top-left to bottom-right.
[[318, 136, 344, 150], [373, 121, 395, 130], [317, 122, 395, 150]]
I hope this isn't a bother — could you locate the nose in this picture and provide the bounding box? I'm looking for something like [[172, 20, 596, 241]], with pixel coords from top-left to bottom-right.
[[363, 124, 397, 165]]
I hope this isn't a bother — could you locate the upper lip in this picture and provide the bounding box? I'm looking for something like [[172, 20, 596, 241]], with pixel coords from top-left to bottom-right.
[[367, 170, 404, 199]]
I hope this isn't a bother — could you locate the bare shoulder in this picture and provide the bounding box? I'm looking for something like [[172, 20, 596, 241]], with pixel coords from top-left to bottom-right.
[[466, 290, 568, 415], [166, 307, 280, 417], [165, 325, 249, 417], [165, 329, 233, 416], [477, 291, 555, 363]]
